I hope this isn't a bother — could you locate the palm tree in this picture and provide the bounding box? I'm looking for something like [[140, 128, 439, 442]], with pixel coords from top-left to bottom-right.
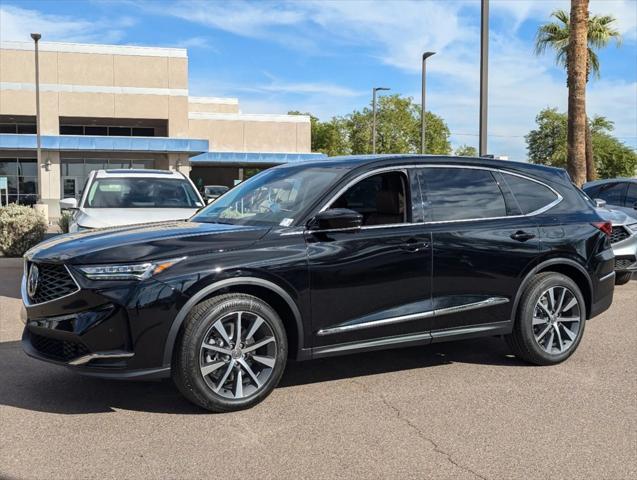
[[535, 7, 622, 182]]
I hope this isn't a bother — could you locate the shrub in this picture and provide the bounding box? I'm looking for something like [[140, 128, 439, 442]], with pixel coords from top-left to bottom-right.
[[57, 211, 72, 234], [0, 204, 48, 257]]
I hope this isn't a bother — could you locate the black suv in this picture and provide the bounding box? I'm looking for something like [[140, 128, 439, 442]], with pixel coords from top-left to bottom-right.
[[21, 155, 615, 412]]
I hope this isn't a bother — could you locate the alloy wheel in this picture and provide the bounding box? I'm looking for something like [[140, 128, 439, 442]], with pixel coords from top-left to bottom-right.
[[532, 286, 582, 355], [199, 311, 277, 399]]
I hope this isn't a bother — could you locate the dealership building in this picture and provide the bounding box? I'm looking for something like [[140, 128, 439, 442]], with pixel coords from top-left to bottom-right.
[[0, 40, 322, 218]]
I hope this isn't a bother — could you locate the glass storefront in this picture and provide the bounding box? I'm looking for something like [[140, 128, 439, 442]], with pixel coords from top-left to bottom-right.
[[60, 158, 156, 200], [0, 158, 38, 206]]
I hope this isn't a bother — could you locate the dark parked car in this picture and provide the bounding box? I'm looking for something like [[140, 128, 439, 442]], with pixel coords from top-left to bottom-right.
[[21, 155, 615, 412], [583, 178, 637, 220]]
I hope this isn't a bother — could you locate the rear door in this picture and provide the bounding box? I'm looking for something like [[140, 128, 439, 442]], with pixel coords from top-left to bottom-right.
[[416, 166, 541, 333]]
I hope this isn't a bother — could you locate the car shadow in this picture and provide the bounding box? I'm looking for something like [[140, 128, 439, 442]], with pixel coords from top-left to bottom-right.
[[0, 336, 528, 415]]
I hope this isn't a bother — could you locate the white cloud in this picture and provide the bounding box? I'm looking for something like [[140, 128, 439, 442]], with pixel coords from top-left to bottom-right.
[[0, 4, 134, 43]]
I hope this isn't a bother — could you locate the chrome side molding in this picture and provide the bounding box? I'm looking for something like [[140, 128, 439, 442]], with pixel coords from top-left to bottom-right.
[[317, 296, 509, 336]]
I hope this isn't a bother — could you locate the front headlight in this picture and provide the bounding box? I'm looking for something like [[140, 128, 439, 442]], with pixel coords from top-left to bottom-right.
[[626, 223, 637, 233], [78, 257, 186, 280]]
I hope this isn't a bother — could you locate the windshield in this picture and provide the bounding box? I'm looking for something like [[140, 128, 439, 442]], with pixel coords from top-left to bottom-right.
[[192, 165, 344, 226], [84, 177, 202, 208]]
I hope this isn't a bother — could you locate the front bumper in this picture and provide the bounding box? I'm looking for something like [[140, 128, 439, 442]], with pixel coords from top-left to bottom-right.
[[21, 266, 185, 379]]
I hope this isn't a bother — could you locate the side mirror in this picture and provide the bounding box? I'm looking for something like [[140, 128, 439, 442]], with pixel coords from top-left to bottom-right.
[[60, 198, 78, 210], [308, 208, 363, 232], [594, 198, 607, 208], [633, 201, 637, 211]]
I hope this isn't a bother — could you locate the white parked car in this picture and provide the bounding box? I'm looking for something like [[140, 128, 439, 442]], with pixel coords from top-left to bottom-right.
[[60, 169, 205, 232]]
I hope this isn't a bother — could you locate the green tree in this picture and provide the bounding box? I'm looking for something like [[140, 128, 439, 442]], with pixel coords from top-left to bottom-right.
[[288, 95, 451, 157], [454, 144, 478, 157], [526, 107, 636, 178], [347, 94, 450, 155], [535, 7, 622, 182]]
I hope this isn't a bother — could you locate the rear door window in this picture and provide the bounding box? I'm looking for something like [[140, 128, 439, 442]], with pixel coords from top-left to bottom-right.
[[418, 168, 506, 221], [501, 173, 559, 214]]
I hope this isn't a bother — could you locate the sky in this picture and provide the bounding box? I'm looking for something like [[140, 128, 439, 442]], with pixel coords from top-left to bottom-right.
[[1, 0, 636, 160]]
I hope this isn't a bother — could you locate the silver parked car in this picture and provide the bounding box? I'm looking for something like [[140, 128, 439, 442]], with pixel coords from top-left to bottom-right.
[[583, 178, 637, 221], [60, 169, 205, 232], [597, 205, 637, 285]]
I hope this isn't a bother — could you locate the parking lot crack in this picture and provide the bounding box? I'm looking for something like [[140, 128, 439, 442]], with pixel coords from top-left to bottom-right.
[[351, 379, 488, 480]]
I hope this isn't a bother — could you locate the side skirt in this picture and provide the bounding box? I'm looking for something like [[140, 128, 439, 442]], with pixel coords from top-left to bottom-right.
[[308, 321, 512, 360]]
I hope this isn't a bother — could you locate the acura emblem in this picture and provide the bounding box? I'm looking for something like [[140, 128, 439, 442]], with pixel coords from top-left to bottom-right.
[[27, 264, 39, 299]]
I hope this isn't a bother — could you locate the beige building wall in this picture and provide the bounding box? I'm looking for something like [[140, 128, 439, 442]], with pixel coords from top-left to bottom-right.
[[188, 112, 311, 153], [0, 42, 189, 136], [189, 97, 240, 114]]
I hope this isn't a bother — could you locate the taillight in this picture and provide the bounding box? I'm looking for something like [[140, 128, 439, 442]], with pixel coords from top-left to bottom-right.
[[592, 221, 612, 236]]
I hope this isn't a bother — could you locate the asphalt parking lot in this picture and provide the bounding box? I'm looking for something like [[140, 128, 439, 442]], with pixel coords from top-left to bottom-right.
[[1, 261, 635, 480]]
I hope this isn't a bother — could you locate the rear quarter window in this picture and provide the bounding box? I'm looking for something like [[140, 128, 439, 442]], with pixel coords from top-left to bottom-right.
[[502, 173, 559, 214]]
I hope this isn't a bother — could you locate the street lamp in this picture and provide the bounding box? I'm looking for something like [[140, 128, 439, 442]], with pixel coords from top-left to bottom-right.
[[421, 51, 435, 154], [479, 0, 489, 156], [372, 87, 390, 154], [31, 33, 42, 179]]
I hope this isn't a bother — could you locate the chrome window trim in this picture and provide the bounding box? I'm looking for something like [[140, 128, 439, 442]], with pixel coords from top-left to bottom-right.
[[314, 163, 563, 229], [317, 296, 509, 336], [22, 263, 81, 307]]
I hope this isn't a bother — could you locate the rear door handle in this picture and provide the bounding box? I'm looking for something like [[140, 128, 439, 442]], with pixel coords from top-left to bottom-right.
[[510, 230, 536, 242]]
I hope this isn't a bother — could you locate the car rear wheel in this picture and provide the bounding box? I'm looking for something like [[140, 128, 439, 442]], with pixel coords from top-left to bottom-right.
[[506, 272, 586, 365], [614, 272, 632, 285], [172, 293, 287, 412]]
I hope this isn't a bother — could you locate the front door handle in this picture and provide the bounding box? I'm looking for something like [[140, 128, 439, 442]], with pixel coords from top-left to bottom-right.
[[510, 230, 536, 242]]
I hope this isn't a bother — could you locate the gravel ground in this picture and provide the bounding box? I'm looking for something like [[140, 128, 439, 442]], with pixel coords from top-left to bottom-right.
[[1, 262, 635, 480]]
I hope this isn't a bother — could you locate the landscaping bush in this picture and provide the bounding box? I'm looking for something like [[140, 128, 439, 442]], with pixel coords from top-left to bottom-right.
[[0, 204, 47, 257], [57, 211, 72, 234]]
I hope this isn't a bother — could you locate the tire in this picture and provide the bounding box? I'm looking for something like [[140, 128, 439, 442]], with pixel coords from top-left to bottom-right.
[[172, 293, 288, 412], [506, 272, 586, 366], [615, 271, 633, 285]]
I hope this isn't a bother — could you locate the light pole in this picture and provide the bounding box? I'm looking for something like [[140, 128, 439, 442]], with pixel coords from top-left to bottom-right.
[[479, 0, 489, 156], [31, 33, 42, 181], [372, 87, 390, 154], [421, 52, 435, 154]]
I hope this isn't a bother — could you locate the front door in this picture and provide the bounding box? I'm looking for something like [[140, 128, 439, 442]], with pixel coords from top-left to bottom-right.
[[307, 169, 433, 349]]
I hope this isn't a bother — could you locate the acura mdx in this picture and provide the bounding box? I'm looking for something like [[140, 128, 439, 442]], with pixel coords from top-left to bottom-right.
[[21, 155, 616, 412]]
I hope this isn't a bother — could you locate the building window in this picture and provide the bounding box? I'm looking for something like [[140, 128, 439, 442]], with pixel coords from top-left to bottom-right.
[[0, 158, 38, 205], [0, 116, 37, 134], [59, 125, 160, 137]]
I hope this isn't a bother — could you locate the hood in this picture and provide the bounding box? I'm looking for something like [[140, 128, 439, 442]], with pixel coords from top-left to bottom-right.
[[75, 208, 198, 229], [26, 221, 269, 264], [596, 206, 635, 227]]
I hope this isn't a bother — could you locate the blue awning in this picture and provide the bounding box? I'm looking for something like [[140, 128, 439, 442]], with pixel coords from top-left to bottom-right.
[[0, 134, 208, 156], [191, 151, 326, 166]]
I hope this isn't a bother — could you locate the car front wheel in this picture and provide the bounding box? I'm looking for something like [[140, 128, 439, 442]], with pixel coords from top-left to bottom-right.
[[506, 272, 586, 365], [172, 293, 288, 412]]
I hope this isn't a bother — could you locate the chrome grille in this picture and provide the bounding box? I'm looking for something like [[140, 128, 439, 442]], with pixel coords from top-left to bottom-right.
[[610, 226, 630, 244], [29, 263, 79, 304]]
